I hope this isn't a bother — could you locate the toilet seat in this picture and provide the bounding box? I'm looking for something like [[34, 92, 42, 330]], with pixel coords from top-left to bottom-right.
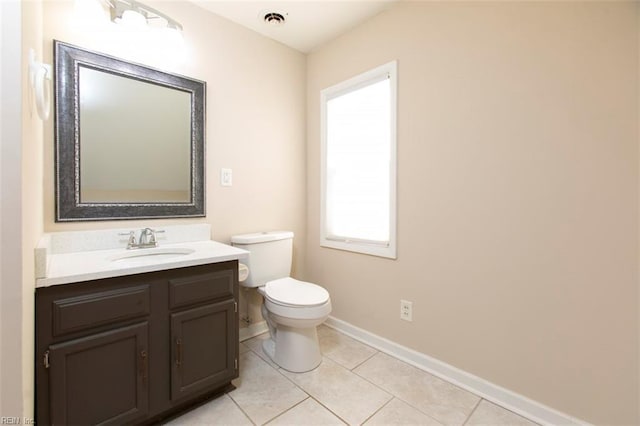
[[259, 277, 332, 321], [264, 277, 329, 308]]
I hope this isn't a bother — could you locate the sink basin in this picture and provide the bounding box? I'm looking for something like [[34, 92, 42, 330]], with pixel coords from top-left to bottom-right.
[[109, 247, 195, 264]]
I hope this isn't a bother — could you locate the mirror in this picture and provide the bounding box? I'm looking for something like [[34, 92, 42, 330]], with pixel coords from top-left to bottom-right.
[[54, 41, 205, 221]]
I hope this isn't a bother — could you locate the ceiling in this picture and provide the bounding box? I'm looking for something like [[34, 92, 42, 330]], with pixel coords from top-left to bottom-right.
[[191, 1, 398, 53]]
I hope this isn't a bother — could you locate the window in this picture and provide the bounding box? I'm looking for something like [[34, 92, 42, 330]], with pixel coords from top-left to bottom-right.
[[320, 61, 397, 259]]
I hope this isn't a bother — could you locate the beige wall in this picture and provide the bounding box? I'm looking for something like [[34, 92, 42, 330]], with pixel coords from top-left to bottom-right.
[[0, 0, 42, 419], [638, 6, 640, 423], [21, 0, 44, 418], [1, 0, 24, 418], [41, 1, 307, 329], [637, 6, 640, 423], [306, 2, 639, 424]]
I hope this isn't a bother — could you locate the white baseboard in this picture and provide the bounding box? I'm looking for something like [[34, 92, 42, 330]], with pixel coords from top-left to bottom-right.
[[239, 320, 269, 342], [325, 316, 589, 426]]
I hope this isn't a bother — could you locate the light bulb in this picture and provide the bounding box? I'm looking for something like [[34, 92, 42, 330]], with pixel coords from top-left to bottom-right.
[[119, 9, 146, 28]]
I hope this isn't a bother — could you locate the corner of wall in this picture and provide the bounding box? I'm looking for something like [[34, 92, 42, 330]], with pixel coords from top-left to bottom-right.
[[21, 0, 45, 419], [1, 0, 25, 419], [637, 3, 640, 423]]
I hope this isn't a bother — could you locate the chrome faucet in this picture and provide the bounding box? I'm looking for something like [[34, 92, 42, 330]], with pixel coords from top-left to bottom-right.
[[119, 228, 165, 249], [138, 228, 156, 247]]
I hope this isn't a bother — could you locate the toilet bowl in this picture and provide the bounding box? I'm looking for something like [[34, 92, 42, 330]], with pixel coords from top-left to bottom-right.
[[231, 232, 331, 372], [259, 278, 331, 372]]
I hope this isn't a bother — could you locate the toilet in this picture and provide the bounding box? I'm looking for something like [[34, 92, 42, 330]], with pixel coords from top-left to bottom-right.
[[231, 231, 331, 372]]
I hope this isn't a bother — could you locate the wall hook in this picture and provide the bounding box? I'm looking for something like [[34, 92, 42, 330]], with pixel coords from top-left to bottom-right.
[[28, 48, 52, 121]]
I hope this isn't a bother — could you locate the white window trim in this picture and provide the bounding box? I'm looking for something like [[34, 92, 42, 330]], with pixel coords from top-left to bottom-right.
[[320, 60, 398, 259]]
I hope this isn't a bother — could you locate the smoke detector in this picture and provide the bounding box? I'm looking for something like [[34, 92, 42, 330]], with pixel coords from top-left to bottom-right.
[[261, 10, 287, 27]]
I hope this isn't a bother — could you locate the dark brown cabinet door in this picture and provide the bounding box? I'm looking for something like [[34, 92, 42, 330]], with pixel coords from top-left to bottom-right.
[[170, 300, 236, 401], [48, 322, 149, 426]]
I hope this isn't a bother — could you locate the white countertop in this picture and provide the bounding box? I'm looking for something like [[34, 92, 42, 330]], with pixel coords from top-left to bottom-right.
[[37, 240, 249, 288]]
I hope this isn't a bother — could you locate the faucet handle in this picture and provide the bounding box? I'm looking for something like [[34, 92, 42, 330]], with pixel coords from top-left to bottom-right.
[[118, 231, 137, 249], [150, 229, 165, 243]]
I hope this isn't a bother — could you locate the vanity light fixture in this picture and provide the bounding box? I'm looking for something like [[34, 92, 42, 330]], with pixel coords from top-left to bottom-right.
[[28, 49, 52, 121], [105, 0, 183, 31]]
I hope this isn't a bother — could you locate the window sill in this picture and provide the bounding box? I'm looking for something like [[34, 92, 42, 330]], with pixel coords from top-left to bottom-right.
[[320, 238, 396, 259]]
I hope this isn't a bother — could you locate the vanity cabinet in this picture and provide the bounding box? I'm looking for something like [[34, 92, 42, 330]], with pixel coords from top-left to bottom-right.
[[36, 261, 239, 425]]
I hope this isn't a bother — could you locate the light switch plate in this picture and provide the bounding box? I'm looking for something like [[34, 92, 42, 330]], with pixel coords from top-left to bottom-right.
[[220, 168, 232, 186]]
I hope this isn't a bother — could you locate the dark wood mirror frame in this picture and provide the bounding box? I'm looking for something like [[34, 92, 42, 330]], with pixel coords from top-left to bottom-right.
[[54, 40, 206, 222]]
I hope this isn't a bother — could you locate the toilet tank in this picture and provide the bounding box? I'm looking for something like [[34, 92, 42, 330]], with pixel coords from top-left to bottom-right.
[[230, 231, 294, 288]]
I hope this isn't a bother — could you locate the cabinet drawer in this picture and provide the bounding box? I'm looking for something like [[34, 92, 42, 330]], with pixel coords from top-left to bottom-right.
[[169, 270, 234, 310], [52, 285, 150, 337]]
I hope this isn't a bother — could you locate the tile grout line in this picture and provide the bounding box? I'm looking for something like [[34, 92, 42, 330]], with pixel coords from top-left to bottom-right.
[[345, 348, 380, 371], [356, 351, 483, 403], [269, 354, 387, 426], [461, 397, 483, 426], [233, 349, 309, 426], [306, 394, 351, 425], [349, 348, 485, 425], [261, 396, 312, 425], [350, 365, 446, 425], [359, 395, 396, 425], [270, 360, 353, 425], [225, 389, 259, 426], [242, 345, 344, 425]]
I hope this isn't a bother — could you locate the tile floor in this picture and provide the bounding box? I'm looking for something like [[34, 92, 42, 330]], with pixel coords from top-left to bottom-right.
[[165, 325, 537, 426]]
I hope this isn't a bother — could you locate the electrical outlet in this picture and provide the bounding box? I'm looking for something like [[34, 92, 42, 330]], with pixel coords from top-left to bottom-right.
[[220, 168, 232, 186], [400, 299, 413, 322]]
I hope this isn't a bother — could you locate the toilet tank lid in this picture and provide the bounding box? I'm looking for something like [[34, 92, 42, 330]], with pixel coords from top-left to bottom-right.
[[231, 231, 294, 245]]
